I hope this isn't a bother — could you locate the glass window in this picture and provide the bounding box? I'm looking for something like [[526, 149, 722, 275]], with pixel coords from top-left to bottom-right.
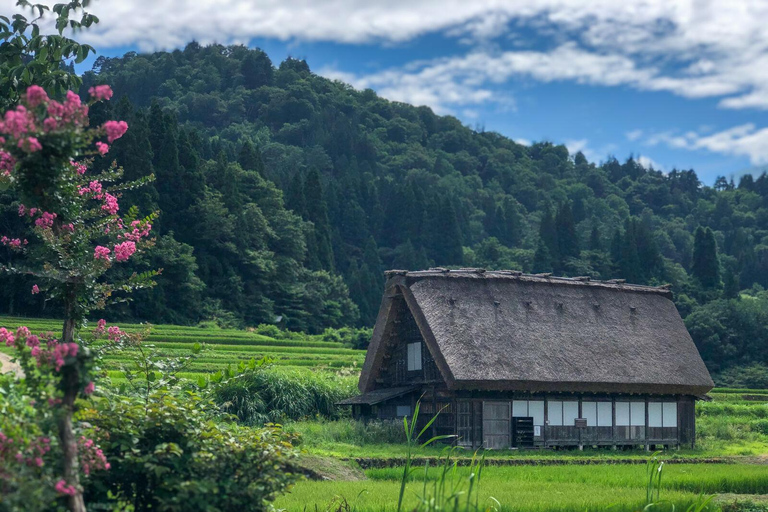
[[663, 402, 677, 428], [648, 402, 663, 427], [630, 401, 645, 426], [529, 401, 545, 426], [563, 401, 579, 426], [597, 402, 613, 427], [582, 401, 597, 426], [616, 402, 630, 426], [396, 405, 411, 417], [512, 400, 528, 417], [407, 342, 422, 371], [548, 400, 563, 426]]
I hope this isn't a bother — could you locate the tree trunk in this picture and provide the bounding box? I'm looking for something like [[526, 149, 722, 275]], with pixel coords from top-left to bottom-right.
[[60, 316, 86, 512]]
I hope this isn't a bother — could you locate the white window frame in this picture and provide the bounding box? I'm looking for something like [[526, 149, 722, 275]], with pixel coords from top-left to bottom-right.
[[630, 401, 645, 427], [615, 402, 630, 426], [548, 400, 563, 426], [582, 401, 597, 426], [396, 405, 411, 417], [529, 401, 545, 427], [648, 402, 663, 428], [407, 342, 422, 371], [662, 403, 677, 428], [563, 401, 579, 426]]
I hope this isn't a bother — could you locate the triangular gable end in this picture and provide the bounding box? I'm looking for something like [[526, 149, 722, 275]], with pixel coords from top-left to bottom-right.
[[359, 280, 454, 393]]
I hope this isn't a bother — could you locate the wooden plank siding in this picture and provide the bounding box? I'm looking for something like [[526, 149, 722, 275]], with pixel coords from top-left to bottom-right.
[[357, 390, 693, 449]]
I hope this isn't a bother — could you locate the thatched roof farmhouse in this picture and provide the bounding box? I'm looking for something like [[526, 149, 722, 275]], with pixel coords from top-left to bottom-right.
[[341, 269, 714, 449]]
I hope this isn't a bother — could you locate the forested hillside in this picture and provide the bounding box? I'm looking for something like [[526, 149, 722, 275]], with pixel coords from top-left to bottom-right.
[[1, 43, 767, 384]]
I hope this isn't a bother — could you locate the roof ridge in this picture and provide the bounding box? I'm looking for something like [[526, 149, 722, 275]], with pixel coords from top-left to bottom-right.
[[383, 269, 672, 295]]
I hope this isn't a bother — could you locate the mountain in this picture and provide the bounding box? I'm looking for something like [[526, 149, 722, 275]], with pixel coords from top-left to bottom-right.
[[1, 42, 767, 384]]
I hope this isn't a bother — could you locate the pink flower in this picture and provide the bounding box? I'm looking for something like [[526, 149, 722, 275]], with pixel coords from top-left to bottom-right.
[[102, 193, 119, 215], [107, 325, 124, 341], [79, 180, 103, 198], [95, 141, 109, 155], [113, 241, 136, 262], [32, 284, 40, 295], [71, 161, 87, 175], [43, 117, 58, 132], [92, 319, 107, 338], [47, 100, 65, 118], [18, 204, 26, 216], [18, 137, 42, 153], [0, 327, 15, 347], [26, 334, 39, 348], [34, 211, 57, 229], [84, 381, 95, 395], [103, 120, 128, 143], [94, 246, 111, 260], [62, 223, 75, 233], [0, 150, 16, 175], [54, 479, 77, 496], [25, 85, 49, 107], [88, 85, 113, 101], [1, 106, 36, 138]]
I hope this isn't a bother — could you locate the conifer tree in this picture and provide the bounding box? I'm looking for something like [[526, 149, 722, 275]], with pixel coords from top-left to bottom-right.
[[538, 206, 558, 269], [303, 169, 335, 271], [238, 140, 265, 176], [555, 202, 579, 262], [692, 226, 720, 288], [532, 237, 553, 273]]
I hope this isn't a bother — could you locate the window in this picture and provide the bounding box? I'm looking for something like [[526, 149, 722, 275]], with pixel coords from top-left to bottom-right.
[[582, 401, 597, 426], [630, 401, 645, 426], [616, 402, 630, 426], [548, 400, 563, 426], [529, 401, 545, 426], [563, 401, 579, 426], [648, 402, 663, 427], [407, 342, 422, 371], [396, 405, 411, 417], [597, 402, 613, 427], [662, 402, 677, 428], [512, 400, 528, 418]]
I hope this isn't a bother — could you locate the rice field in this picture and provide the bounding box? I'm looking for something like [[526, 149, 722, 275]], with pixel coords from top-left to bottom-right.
[[275, 462, 768, 511], [0, 316, 366, 381]]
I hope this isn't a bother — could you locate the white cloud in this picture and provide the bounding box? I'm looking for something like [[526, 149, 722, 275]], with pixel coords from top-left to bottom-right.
[[642, 124, 768, 165], [8, 0, 768, 111], [626, 129, 644, 141]]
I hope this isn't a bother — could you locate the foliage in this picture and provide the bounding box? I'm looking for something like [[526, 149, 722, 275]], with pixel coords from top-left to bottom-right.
[[0, 78, 156, 509], [80, 389, 300, 512], [0, 0, 98, 110], [210, 363, 357, 425]]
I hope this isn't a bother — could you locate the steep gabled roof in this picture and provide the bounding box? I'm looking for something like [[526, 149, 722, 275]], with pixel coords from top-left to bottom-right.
[[359, 269, 714, 396]]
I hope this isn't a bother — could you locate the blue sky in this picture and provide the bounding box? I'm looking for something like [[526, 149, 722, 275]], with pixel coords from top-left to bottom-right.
[[15, 0, 768, 185]]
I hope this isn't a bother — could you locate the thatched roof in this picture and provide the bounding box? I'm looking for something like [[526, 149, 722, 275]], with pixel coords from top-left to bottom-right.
[[359, 269, 714, 396]]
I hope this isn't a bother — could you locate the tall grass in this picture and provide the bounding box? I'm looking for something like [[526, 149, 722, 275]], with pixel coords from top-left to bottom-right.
[[212, 367, 357, 424]]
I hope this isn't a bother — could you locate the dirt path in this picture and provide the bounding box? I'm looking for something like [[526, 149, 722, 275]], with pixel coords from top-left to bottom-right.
[[0, 352, 23, 378]]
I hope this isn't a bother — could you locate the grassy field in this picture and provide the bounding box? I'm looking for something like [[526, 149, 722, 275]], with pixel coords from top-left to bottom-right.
[[4, 316, 768, 510], [275, 462, 768, 511], [0, 316, 366, 381]]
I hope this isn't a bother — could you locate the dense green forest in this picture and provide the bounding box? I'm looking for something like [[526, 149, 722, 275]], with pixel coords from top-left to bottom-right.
[[1, 43, 767, 384]]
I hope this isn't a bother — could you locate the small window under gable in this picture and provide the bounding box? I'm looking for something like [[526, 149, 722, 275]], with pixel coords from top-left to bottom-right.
[[396, 405, 411, 417], [407, 342, 422, 371]]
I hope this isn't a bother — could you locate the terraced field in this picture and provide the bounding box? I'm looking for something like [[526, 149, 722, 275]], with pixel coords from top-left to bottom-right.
[[0, 316, 366, 380]]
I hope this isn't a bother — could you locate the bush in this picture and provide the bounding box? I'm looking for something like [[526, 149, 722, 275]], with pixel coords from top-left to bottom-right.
[[211, 367, 356, 425], [81, 391, 300, 512], [715, 363, 768, 390]]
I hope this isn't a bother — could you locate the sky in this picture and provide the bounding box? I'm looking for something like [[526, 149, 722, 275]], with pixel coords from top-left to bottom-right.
[[9, 0, 768, 184]]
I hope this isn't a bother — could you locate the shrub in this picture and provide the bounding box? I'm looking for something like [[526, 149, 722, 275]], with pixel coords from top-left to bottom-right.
[[211, 367, 356, 425], [81, 391, 300, 512]]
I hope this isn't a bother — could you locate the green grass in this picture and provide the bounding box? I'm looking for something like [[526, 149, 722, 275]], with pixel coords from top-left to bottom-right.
[[0, 315, 366, 377], [276, 462, 768, 511]]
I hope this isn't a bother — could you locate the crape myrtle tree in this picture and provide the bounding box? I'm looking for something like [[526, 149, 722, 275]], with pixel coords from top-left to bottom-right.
[[0, 84, 156, 511]]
